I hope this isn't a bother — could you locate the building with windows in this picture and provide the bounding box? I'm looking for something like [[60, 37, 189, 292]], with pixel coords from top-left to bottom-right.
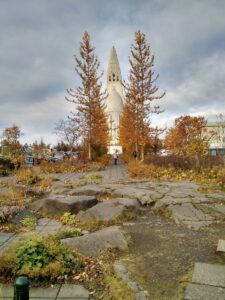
[[105, 46, 124, 154], [203, 121, 225, 155]]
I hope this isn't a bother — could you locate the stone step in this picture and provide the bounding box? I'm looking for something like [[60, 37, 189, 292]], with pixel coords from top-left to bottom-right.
[[184, 283, 225, 300], [217, 240, 225, 252], [192, 263, 225, 288]]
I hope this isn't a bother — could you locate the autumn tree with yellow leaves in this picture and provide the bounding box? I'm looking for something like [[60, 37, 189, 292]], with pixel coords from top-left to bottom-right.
[[66, 32, 109, 160], [119, 30, 165, 160], [164, 115, 210, 156]]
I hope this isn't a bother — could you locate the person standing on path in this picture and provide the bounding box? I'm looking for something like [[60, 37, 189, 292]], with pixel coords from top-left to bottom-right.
[[113, 151, 118, 165]]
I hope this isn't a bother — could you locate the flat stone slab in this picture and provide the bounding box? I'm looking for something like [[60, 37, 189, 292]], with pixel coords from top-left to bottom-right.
[[184, 283, 225, 300], [0, 284, 13, 298], [0, 233, 14, 245], [57, 284, 89, 299], [192, 263, 225, 287], [0, 283, 89, 299], [29, 195, 98, 215], [69, 185, 106, 196], [61, 226, 128, 257], [217, 240, 225, 252], [168, 203, 213, 222], [77, 198, 140, 221], [30, 285, 60, 298]]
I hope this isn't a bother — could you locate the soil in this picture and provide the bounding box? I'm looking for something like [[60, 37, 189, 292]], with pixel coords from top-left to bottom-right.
[[121, 208, 225, 300]]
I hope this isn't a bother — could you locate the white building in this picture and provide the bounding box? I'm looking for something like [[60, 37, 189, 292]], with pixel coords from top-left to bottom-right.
[[105, 46, 124, 154], [203, 121, 225, 155]]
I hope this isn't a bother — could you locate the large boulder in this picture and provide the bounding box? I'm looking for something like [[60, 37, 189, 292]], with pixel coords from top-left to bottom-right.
[[61, 226, 128, 257], [29, 195, 98, 215], [76, 198, 140, 221], [69, 185, 106, 196]]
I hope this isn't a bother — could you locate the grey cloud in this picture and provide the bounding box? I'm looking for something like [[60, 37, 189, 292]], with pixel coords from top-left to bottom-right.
[[0, 0, 225, 143]]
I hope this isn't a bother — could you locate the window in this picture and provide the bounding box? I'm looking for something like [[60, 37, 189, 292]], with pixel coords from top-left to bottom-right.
[[112, 73, 115, 82], [117, 76, 119, 81], [109, 76, 111, 81]]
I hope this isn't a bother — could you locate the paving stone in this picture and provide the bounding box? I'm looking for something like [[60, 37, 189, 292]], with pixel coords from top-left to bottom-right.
[[0, 284, 13, 298], [69, 185, 106, 196], [47, 219, 63, 226], [114, 263, 127, 273], [29, 297, 53, 300], [168, 203, 213, 222], [0, 233, 14, 245], [57, 284, 89, 299], [184, 283, 225, 300], [127, 280, 139, 292], [38, 218, 51, 226], [217, 240, 225, 252], [30, 285, 60, 298], [182, 220, 213, 230], [153, 195, 192, 209], [208, 204, 225, 215], [135, 290, 149, 300], [192, 263, 225, 287]]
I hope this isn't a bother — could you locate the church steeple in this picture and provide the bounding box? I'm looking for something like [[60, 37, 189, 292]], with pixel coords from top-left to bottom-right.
[[105, 46, 124, 152], [107, 46, 123, 98]]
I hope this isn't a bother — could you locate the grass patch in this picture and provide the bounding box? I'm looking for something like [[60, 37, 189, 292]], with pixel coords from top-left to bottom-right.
[[80, 173, 103, 180], [0, 188, 25, 206], [95, 265, 135, 300], [75, 211, 138, 232], [55, 227, 82, 239]]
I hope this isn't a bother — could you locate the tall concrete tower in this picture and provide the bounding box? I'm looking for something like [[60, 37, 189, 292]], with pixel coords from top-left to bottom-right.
[[105, 46, 124, 154]]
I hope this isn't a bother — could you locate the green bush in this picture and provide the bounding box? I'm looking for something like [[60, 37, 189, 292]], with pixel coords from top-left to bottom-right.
[[60, 212, 76, 225], [20, 216, 37, 229], [0, 235, 84, 281]]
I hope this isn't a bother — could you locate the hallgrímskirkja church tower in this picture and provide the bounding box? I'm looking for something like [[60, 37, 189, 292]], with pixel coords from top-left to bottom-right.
[[105, 46, 124, 154]]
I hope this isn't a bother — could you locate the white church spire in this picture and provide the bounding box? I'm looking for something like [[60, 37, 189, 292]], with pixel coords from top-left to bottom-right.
[[107, 46, 123, 99], [105, 46, 124, 154]]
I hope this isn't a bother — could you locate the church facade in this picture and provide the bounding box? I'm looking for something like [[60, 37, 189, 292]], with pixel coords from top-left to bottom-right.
[[105, 46, 124, 154]]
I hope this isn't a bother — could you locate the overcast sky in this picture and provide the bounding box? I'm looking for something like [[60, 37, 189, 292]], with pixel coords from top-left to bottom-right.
[[1, 0, 225, 145]]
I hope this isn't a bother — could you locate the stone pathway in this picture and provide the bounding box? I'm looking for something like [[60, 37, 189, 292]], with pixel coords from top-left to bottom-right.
[[1, 160, 225, 299], [0, 218, 62, 254], [50, 158, 129, 183], [0, 283, 90, 299]]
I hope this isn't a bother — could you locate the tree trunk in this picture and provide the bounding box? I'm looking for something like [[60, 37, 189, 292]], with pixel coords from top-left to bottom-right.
[[135, 141, 138, 161], [194, 154, 201, 173], [88, 143, 92, 161], [141, 146, 144, 161]]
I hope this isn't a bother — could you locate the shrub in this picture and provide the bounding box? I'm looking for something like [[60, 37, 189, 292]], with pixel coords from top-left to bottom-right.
[[0, 235, 84, 281], [20, 216, 37, 229], [60, 212, 76, 225], [14, 167, 41, 185]]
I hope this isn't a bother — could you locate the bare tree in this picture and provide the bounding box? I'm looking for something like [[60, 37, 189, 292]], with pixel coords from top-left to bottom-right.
[[54, 119, 80, 150]]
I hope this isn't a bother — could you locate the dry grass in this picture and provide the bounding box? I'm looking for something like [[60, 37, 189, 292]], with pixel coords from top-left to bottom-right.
[[127, 161, 225, 188]]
